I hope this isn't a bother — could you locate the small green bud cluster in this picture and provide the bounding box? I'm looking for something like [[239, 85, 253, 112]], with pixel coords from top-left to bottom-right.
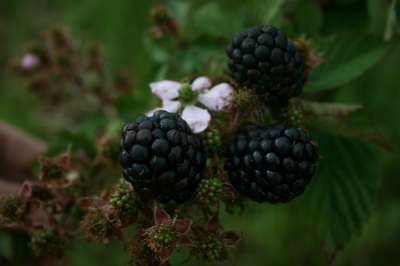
[[283, 103, 305, 127], [43, 163, 63, 180], [109, 179, 136, 212], [144, 224, 176, 254], [129, 240, 159, 266], [196, 234, 226, 261], [196, 178, 223, 206], [0, 196, 25, 222], [81, 209, 114, 243], [107, 179, 138, 226], [233, 89, 258, 111], [30, 229, 64, 258], [203, 129, 222, 156]]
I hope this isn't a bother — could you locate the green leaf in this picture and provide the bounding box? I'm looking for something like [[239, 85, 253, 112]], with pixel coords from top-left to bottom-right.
[[302, 131, 380, 253], [191, 2, 244, 39], [262, 0, 286, 26], [368, 0, 390, 35], [291, 0, 323, 36], [47, 130, 96, 159], [305, 35, 390, 93]]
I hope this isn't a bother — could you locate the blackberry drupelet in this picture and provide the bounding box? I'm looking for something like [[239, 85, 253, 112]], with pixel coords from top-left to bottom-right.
[[226, 25, 306, 103], [120, 110, 206, 203], [225, 125, 317, 203]]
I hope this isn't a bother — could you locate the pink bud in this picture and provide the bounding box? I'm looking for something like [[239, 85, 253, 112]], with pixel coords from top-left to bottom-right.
[[18, 181, 33, 200], [21, 53, 39, 70]]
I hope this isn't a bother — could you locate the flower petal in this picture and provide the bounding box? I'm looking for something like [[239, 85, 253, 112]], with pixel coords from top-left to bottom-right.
[[162, 100, 181, 113], [181, 105, 211, 134], [154, 207, 171, 225], [145, 101, 181, 117], [198, 83, 234, 111], [174, 219, 192, 236], [191, 76, 212, 91], [150, 80, 181, 101]]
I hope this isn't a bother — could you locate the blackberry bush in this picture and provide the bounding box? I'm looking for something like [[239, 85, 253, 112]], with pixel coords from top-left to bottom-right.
[[120, 110, 206, 203], [225, 125, 318, 203], [4, 2, 388, 264], [226, 25, 306, 103]]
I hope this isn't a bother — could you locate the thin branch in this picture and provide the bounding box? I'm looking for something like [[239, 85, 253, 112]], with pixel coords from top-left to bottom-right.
[[0, 122, 47, 181], [0, 179, 20, 196]]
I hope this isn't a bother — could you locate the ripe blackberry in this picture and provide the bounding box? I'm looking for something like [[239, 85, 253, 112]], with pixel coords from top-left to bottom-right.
[[226, 25, 306, 102], [120, 111, 206, 203], [225, 125, 317, 203]]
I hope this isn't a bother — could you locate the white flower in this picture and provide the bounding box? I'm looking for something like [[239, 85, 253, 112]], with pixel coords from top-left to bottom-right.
[[147, 77, 234, 133], [21, 53, 39, 70]]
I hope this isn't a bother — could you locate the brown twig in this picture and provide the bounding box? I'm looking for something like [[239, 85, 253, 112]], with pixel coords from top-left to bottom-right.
[[0, 179, 19, 196], [0, 122, 47, 181]]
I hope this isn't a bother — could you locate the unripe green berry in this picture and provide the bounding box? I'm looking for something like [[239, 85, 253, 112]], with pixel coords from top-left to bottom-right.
[[203, 129, 222, 156], [30, 229, 64, 258], [233, 89, 258, 111], [196, 177, 224, 206], [0, 196, 25, 222], [282, 103, 305, 128], [196, 234, 226, 261], [144, 224, 176, 255], [110, 179, 136, 212]]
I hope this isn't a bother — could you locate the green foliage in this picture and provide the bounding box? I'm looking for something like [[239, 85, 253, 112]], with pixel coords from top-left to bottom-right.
[[191, 2, 244, 39], [259, 0, 287, 26], [47, 130, 97, 158], [1, 0, 400, 265], [303, 132, 380, 253], [290, 0, 323, 36], [305, 35, 390, 93], [368, 0, 390, 35], [30, 229, 64, 258]]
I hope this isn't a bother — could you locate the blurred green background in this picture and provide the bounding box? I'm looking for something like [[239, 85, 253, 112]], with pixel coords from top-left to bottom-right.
[[1, 0, 400, 265]]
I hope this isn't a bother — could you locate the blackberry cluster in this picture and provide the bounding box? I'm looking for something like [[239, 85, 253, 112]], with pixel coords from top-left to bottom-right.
[[120, 111, 206, 203], [225, 125, 317, 203], [226, 25, 306, 102]]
